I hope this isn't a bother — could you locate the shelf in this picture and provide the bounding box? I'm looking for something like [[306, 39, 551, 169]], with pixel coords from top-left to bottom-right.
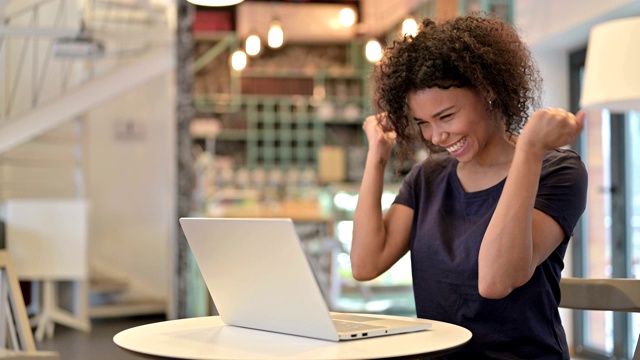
[[193, 61, 371, 172], [322, 120, 362, 125], [193, 96, 369, 171], [217, 129, 247, 140]]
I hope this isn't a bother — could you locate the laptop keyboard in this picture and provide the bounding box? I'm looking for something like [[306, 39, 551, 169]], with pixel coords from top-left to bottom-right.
[[332, 319, 386, 332]]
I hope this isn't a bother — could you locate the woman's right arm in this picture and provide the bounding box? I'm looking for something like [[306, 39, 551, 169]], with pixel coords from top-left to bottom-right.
[[351, 115, 413, 281]]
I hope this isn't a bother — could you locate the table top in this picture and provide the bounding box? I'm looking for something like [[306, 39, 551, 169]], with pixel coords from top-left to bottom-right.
[[113, 314, 472, 360]]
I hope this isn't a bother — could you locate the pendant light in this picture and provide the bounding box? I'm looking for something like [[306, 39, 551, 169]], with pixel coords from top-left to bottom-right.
[[267, 20, 284, 49], [245, 34, 261, 56], [339, 7, 357, 27], [186, 0, 245, 6], [230, 50, 247, 71], [402, 17, 418, 37], [365, 39, 382, 63], [363, 2, 384, 63]]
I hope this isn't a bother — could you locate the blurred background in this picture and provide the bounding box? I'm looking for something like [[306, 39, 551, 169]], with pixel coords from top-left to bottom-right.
[[0, 0, 639, 358]]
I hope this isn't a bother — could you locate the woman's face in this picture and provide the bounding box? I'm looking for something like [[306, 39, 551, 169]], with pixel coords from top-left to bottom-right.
[[407, 87, 503, 163]]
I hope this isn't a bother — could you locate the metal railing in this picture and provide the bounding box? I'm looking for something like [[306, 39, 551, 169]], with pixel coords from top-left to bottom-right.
[[0, 0, 172, 123]]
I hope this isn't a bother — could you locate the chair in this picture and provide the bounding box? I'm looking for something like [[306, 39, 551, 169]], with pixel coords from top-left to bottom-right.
[[559, 277, 640, 360], [0, 250, 59, 359]]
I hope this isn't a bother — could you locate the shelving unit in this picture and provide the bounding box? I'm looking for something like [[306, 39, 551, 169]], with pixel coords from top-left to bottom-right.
[[194, 68, 370, 175]]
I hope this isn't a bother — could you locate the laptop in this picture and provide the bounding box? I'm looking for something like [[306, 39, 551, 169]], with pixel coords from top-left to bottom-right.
[[179, 217, 431, 341]]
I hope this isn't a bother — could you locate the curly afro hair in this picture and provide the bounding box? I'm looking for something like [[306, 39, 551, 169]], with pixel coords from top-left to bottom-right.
[[373, 14, 542, 160]]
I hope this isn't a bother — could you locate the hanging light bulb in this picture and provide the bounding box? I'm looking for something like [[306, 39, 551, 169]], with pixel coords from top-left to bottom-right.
[[186, 0, 245, 6], [245, 34, 261, 56], [230, 50, 247, 71], [339, 7, 357, 27], [365, 39, 383, 63], [402, 17, 418, 37], [268, 21, 284, 49]]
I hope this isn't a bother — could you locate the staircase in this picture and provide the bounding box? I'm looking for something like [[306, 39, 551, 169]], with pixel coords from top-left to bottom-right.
[[0, 45, 175, 154], [89, 267, 165, 319], [1, 0, 174, 323]]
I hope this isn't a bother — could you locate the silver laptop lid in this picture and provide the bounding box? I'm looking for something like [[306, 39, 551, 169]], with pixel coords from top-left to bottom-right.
[[179, 217, 340, 341]]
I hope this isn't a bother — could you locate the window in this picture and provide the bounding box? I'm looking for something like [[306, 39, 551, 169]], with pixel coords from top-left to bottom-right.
[[569, 48, 640, 359]]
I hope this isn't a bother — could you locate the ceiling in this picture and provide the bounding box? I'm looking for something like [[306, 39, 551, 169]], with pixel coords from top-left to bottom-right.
[[231, 0, 423, 43]]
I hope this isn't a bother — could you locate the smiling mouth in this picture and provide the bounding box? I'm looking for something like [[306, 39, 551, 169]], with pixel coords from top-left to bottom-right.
[[445, 136, 467, 153]]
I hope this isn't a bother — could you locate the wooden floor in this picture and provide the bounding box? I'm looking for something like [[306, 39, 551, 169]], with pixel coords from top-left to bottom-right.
[[34, 315, 167, 360]]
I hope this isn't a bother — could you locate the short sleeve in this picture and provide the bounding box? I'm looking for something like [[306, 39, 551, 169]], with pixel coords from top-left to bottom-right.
[[535, 149, 588, 240], [393, 154, 453, 211], [393, 162, 421, 210]]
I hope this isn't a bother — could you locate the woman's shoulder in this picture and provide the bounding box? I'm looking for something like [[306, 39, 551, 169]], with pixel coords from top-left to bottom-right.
[[543, 148, 584, 168], [545, 147, 581, 159], [403, 152, 456, 184], [541, 148, 587, 179]]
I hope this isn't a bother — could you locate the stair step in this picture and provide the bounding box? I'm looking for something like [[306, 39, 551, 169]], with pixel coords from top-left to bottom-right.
[[90, 276, 129, 295], [89, 299, 165, 319]]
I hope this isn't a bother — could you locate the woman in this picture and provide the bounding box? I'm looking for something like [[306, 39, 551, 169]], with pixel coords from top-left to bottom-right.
[[350, 14, 588, 359]]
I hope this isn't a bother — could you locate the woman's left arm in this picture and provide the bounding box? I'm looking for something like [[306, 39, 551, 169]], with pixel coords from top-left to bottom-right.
[[478, 108, 586, 299]]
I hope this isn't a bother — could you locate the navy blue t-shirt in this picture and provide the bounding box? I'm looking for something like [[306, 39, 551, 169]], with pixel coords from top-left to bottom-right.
[[393, 149, 587, 360]]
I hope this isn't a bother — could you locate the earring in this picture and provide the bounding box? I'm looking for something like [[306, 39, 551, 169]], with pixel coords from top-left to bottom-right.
[[488, 99, 493, 110]]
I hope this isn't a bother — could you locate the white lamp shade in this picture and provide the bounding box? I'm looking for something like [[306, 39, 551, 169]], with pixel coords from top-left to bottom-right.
[[186, 0, 244, 6], [580, 17, 640, 112]]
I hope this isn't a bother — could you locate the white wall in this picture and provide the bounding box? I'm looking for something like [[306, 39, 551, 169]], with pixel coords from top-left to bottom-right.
[[87, 72, 176, 300]]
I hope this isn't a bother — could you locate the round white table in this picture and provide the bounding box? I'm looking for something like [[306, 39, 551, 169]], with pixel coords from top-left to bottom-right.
[[114, 314, 472, 359]]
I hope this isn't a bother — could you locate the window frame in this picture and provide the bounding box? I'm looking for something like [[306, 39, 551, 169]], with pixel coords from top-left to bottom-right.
[[569, 47, 633, 360]]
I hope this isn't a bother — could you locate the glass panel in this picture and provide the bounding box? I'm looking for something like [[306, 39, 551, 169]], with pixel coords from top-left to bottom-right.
[[627, 111, 640, 356], [583, 111, 614, 353]]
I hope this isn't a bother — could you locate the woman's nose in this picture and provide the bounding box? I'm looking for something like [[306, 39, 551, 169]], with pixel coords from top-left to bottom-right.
[[430, 126, 449, 146]]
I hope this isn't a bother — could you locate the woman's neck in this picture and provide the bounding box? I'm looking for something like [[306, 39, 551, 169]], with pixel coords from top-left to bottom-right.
[[456, 133, 515, 192]]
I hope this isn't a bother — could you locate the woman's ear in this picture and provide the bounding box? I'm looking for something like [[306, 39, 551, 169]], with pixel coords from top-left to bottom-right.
[[484, 90, 496, 109]]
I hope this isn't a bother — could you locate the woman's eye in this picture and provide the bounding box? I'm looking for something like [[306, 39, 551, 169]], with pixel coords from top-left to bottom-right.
[[441, 114, 453, 121]]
